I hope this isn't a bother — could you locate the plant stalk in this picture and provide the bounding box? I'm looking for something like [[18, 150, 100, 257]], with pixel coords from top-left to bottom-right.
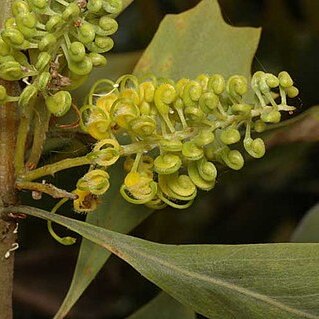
[[0, 80, 20, 319]]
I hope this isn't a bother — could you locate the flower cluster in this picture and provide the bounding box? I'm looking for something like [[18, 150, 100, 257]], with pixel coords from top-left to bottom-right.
[[76, 71, 299, 211], [0, 0, 122, 116]]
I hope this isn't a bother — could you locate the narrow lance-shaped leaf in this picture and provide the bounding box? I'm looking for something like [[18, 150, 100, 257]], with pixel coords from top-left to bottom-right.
[[17, 206, 319, 319], [134, 0, 261, 80], [127, 291, 196, 319], [54, 165, 153, 319]]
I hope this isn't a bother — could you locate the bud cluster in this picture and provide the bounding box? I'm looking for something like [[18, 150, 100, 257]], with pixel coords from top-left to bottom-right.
[[76, 71, 298, 211], [0, 0, 122, 116]]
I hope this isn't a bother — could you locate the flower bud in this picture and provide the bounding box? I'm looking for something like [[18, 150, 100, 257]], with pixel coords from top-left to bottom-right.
[[254, 120, 266, 133], [18, 84, 38, 108], [278, 71, 293, 88], [35, 52, 51, 71], [12, 0, 30, 16], [77, 22, 95, 44], [182, 141, 204, 161], [154, 154, 182, 175], [0, 61, 25, 80], [38, 33, 57, 51], [220, 128, 241, 145], [286, 86, 299, 98], [89, 138, 121, 166], [45, 91, 72, 117], [102, 0, 122, 14], [89, 52, 107, 67], [62, 2, 80, 21], [98, 16, 118, 35], [37, 71, 51, 91], [69, 41, 86, 62], [77, 169, 110, 196], [87, 0, 103, 12], [244, 137, 265, 158], [261, 110, 281, 123], [46, 15, 64, 32]]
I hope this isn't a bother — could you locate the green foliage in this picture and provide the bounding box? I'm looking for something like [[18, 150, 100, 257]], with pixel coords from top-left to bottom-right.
[[127, 292, 196, 319], [16, 206, 319, 319]]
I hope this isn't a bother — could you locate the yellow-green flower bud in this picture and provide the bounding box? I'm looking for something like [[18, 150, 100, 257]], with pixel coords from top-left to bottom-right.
[[254, 120, 266, 133], [182, 141, 204, 161], [38, 33, 57, 51], [261, 110, 281, 123], [244, 137, 265, 158], [98, 16, 118, 36], [89, 52, 107, 67], [89, 139, 121, 166], [286, 86, 299, 98], [0, 61, 24, 80], [45, 91, 72, 117], [46, 15, 64, 33], [154, 154, 182, 175], [278, 71, 293, 88], [160, 139, 183, 152], [102, 0, 122, 14], [37, 71, 51, 91], [77, 169, 110, 196], [0, 39, 11, 56], [199, 92, 219, 113], [87, 0, 103, 12], [62, 2, 80, 21], [77, 22, 95, 44], [18, 84, 38, 108], [12, 0, 30, 16], [207, 74, 225, 95], [35, 52, 51, 71], [69, 41, 86, 62], [220, 128, 241, 145]]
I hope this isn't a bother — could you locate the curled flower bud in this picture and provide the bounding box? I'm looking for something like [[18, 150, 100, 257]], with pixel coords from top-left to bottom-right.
[[35, 52, 51, 71], [98, 16, 118, 36], [46, 15, 64, 32], [130, 115, 156, 137], [37, 71, 51, 91], [18, 84, 38, 108], [0, 60, 25, 80], [89, 138, 121, 166], [0, 39, 11, 56], [62, 2, 80, 21], [278, 71, 293, 88], [77, 22, 95, 44], [220, 128, 241, 145], [110, 98, 139, 129], [244, 137, 265, 159], [77, 169, 110, 196], [158, 173, 197, 209], [199, 92, 219, 113], [121, 172, 157, 204], [182, 141, 204, 161], [45, 91, 72, 117], [103, 0, 122, 14], [261, 110, 281, 123], [221, 149, 244, 170], [254, 120, 266, 133], [182, 80, 202, 107], [160, 139, 183, 152], [12, 1, 30, 16], [188, 158, 217, 191], [194, 129, 214, 147], [69, 41, 86, 62], [87, 0, 103, 12], [285, 86, 299, 98], [154, 154, 182, 175], [226, 75, 247, 102], [38, 33, 57, 51], [89, 52, 107, 67], [15, 12, 37, 38], [86, 36, 114, 53], [207, 74, 225, 95]]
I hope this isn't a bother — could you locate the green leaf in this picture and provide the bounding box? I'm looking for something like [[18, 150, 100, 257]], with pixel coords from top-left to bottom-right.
[[134, 0, 261, 80], [18, 206, 319, 319], [127, 292, 196, 319], [54, 166, 153, 319], [291, 203, 319, 243]]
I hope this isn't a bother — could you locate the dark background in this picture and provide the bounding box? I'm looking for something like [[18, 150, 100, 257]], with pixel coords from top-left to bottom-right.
[[13, 1, 319, 318]]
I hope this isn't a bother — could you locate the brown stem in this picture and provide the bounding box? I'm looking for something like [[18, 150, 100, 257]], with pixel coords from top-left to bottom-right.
[[0, 79, 20, 319]]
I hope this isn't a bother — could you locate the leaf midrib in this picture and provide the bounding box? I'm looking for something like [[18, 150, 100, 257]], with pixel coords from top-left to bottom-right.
[[119, 244, 319, 319]]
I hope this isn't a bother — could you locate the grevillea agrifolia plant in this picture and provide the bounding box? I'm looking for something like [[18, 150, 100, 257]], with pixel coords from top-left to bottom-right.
[[0, 0, 299, 240]]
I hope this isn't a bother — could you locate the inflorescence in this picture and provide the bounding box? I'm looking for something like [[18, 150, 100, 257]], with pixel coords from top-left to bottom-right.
[[75, 71, 299, 211], [0, 0, 122, 115]]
